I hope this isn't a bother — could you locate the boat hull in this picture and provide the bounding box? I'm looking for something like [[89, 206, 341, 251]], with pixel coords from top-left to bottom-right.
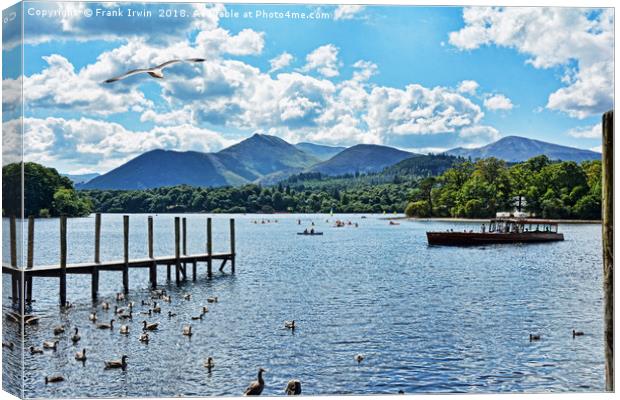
[[426, 231, 564, 246]]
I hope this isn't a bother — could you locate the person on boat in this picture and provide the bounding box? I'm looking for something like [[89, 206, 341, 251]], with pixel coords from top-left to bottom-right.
[[303, 229, 308, 234], [481, 224, 486, 233], [310, 228, 315, 234]]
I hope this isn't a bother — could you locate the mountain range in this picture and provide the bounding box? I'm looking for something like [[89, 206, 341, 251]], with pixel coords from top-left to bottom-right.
[[445, 136, 600, 163], [79, 134, 600, 190]]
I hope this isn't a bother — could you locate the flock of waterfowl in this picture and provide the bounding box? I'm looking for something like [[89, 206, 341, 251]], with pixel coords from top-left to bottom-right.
[[2, 289, 315, 396]]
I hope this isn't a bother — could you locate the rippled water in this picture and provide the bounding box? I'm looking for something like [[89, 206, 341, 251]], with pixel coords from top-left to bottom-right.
[[2, 214, 605, 397]]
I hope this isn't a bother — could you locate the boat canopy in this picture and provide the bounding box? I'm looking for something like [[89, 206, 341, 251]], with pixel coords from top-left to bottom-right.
[[487, 218, 559, 233]]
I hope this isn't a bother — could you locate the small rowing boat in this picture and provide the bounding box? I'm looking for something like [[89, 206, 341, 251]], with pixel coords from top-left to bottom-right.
[[297, 232, 323, 236]]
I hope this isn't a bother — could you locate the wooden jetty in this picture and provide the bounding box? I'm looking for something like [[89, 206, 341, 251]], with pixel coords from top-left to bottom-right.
[[2, 214, 236, 308]]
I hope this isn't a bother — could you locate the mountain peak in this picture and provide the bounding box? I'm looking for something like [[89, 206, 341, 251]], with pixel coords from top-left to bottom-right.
[[445, 135, 600, 162]]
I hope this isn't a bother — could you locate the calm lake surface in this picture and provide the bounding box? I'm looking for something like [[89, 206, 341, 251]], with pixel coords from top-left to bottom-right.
[[2, 214, 604, 397]]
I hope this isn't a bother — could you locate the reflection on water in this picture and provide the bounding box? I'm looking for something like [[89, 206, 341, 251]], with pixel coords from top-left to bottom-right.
[[2, 214, 605, 397]]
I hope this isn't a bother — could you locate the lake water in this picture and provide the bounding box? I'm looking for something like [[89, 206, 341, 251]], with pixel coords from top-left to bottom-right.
[[2, 214, 605, 397]]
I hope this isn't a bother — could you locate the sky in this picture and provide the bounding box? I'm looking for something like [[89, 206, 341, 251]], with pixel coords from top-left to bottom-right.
[[1, 2, 614, 174]]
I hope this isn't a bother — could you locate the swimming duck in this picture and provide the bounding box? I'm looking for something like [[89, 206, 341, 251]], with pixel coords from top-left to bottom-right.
[[53, 325, 65, 335], [30, 346, 44, 355], [244, 368, 266, 396], [529, 334, 541, 341], [104, 355, 128, 369], [70, 327, 81, 343], [285, 379, 302, 395], [182, 325, 193, 337], [142, 321, 158, 331], [139, 333, 150, 343], [89, 312, 97, 322], [75, 348, 87, 362], [573, 330, 585, 337], [207, 297, 218, 303], [204, 357, 215, 371], [120, 325, 130, 335], [284, 320, 296, 330], [43, 340, 58, 350], [96, 319, 115, 330], [45, 375, 64, 384], [354, 354, 365, 364]]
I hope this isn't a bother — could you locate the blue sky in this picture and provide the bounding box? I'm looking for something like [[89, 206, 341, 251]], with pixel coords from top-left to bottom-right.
[[2, 2, 613, 174]]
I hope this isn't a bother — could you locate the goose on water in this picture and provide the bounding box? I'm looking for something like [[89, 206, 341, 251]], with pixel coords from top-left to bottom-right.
[[285, 379, 302, 395], [284, 320, 295, 330], [142, 321, 158, 331], [115, 292, 125, 302], [75, 348, 87, 362], [97, 320, 115, 330], [191, 314, 203, 321], [101, 302, 110, 310], [573, 330, 585, 337], [45, 375, 64, 384], [183, 325, 193, 337], [201, 306, 209, 314], [103, 58, 206, 83], [104, 355, 128, 369], [354, 354, 365, 364], [168, 311, 177, 318], [204, 357, 215, 371], [139, 333, 150, 343], [2, 341, 14, 350], [120, 325, 130, 335], [152, 302, 161, 313], [89, 312, 97, 322], [53, 325, 65, 335], [119, 311, 133, 320], [529, 334, 541, 341], [207, 297, 218, 303], [71, 327, 81, 343], [43, 340, 59, 350], [183, 293, 191, 300], [244, 368, 266, 396], [30, 346, 44, 355]]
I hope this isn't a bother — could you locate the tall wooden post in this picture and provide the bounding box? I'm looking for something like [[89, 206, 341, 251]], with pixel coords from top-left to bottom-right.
[[182, 217, 187, 280], [26, 215, 34, 303], [230, 218, 236, 273], [10, 216, 18, 305], [59, 216, 67, 307], [174, 217, 181, 285], [92, 213, 101, 301], [602, 110, 614, 391], [207, 218, 213, 277], [123, 215, 129, 294], [148, 216, 157, 289]]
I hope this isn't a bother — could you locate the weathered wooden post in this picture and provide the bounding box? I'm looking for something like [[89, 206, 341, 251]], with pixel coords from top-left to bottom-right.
[[182, 217, 187, 280], [9, 216, 18, 305], [59, 215, 67, 307], [230, 218, 236, 273], [92, 213, 101, 301], [175, 217, 181, 285], [148, 216, 157, 289], [26, 215, 34, 303], [123, 215, 129, 294], [602, 110, 614, 391], [207, 218, 213, 277]]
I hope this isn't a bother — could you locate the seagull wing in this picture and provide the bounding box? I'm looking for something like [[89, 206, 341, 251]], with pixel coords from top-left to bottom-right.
[[104, 68, 151, 83], [156, 58, 206, 70]]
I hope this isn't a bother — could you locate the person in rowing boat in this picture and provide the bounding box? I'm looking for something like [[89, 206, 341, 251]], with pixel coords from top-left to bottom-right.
[[310, 228, 315, 234], [303, 229, 308, 234]]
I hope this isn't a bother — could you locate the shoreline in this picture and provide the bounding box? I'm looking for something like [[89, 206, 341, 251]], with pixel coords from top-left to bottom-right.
[[398, 217, 602, 224]]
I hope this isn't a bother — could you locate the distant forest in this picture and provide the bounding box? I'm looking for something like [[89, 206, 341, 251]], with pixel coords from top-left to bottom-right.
[[2, 154, 602, 220]]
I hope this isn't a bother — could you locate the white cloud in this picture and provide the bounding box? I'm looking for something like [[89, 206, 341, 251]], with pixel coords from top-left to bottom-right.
[[334, 5, 365, 20], [449, 7, 613, 119], [458, 125, 501, 146], [483, 94, 513, 111], [567, 122, 601, 139], [301, 44, 341, 78], [17, 117, 235, 173], [269, 52, 294, 73], [352, 60, 378, 82], [457, 80, 479, 95], [16, 54, 152, 115]]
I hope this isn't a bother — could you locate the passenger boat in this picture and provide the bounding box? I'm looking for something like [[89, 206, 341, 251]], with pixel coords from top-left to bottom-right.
[[426, 218, 564, 246]]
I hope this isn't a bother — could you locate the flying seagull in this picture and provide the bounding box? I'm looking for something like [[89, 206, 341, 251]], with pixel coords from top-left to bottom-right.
[[103, 58, 206, 83]]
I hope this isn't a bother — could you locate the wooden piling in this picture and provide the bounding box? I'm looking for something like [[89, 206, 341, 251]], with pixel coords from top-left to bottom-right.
[[59, 216, 67, 306], [602, 109, 614, 391], [207, 218, 213, 277], [175, 217, 181, 285], [230, 218, 236, 273], [123, 215, 129, 294], [10, 216, 18, 305], [26, 215, 34, 303], [148, 216, 157, 288], [92, 213, 101, 301]]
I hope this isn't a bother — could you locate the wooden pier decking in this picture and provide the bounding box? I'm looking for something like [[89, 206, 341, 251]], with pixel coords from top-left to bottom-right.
[[2, 214, 236, 308]]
